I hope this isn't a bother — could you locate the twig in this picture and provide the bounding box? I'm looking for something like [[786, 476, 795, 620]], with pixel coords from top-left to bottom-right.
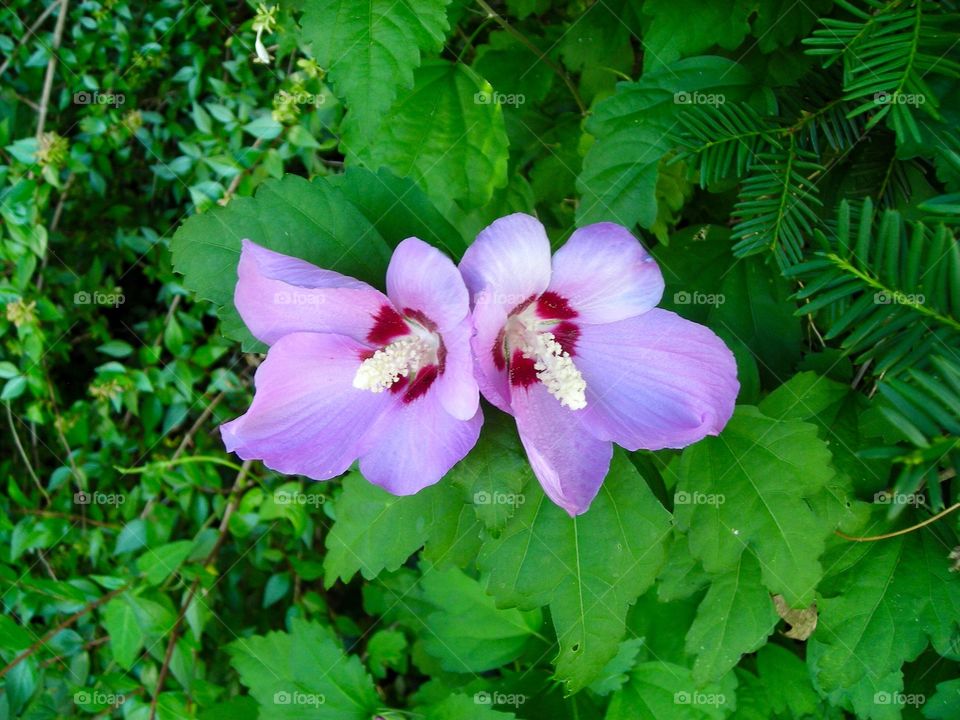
[[835, 502, 960, 542], [0, 584, 129, 680], [173, 391, 225, 459], [0, 1, 60, 78], [219, 137, 265, 205], [473, 0, 586, 115], [6, 403, 50, 504], [148, 461, 252, 720], [36, 0, 70, 140]]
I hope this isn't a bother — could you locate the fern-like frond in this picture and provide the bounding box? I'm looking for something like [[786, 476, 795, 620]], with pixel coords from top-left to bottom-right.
[[804, 0, 960, 143], [731, 138, 825, 265], [671, 103, 781, 187]]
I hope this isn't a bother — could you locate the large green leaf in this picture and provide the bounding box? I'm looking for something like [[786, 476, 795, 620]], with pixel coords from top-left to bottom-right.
[[641, 0, 753, 70], [323, 473, 467, 586], [808, 525, 960, 719], [419, 566, 543, 672], [300, 0, 450, 136], [685, 552, 778, 684], [577, 56, 755, 228], [170, 174, 392, 348], [671, 406, 838, 606], [103, 595, 143, 671], [227, 618, 380, 719], [343, 60, 509, 210], [606, 661, 737, 719], [478, 451, 671, 692]]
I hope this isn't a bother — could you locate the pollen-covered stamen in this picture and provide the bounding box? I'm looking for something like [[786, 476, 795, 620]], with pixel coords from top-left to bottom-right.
[[522, 331, 586, 409], [353, 336, 434, 393]]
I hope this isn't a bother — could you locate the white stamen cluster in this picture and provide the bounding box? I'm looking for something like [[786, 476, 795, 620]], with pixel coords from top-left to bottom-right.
[[353, 337, 432, 393], [525, 332, 587, 410]]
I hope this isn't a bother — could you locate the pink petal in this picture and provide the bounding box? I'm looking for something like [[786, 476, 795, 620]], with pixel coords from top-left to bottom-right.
[[235, 239, 390, 345], [511, 383, 614, 516], [576, 309, 739, 450], [387, 238, 469, 331], [435, 319, 481, 421], [468, 295, 512, 413], [459, 213, 552, 306], [359, 395, 483, 495], [548, 222, 664, 324], [221, 332, 391, 479]]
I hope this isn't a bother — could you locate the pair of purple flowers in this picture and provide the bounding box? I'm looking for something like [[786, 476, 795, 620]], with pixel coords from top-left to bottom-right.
[[221, 214, 739, 516]]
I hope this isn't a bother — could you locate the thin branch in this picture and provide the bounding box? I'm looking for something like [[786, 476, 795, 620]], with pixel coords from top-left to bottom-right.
[[835, 502, 960, 542], [6, 403, 49, 503], [0, 1, 60, 78], [36, 0, 70, 140], [473, 0, 586, 115], [149, 460, 252, 720], [0, 584, 129, 680]]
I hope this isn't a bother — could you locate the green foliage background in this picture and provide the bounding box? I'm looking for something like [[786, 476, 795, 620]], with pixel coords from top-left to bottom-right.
[[1, 0, 959, 718]]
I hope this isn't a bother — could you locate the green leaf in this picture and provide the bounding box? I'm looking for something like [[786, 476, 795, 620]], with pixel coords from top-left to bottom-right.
[[478, 451, 671, 692], [641, 0, 753, 70], [606, 661, 736, 719], [170, 175, 392, 349], [137, 541, 193, 586], [419, 566, 543, 672], [671, 406, 837, 606], [228, 618, 379, 720], [577, 56, 756, 228], [103, 595, 143, 670], [685, 552, 778, 684], [365, 629, 407, 679], [419, 693, 518, 719], [323, 473, 464, 586], [343, 60, 509, 210], [301, 0, 450, 135], [754, 644, 819, 717], [809, 525, 960, 719], [925, 678, 960, 719]]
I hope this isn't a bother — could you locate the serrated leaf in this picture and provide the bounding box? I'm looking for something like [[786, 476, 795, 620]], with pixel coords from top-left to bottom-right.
[[685, 552, 778, 684], [478, 451, 671, 692], [343, 60, 509, 209], [641, 0, 753, 70], [301, 0, 450, 136], [577, 56, 755, 228], [606, 661, 736, 720], [671, 406, 837, 606], [420, 566, 543, 673], [227, 618, 379, 719], [323, 473, 465, 586]]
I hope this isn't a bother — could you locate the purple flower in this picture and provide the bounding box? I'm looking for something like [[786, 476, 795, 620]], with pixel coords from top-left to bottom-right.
[[459, 214, 739, 516], [221, 238, 482, 495]]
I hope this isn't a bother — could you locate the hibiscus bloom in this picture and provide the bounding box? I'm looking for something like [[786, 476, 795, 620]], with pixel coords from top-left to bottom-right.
[[221, 238, 482, 494], [459, 214, 738, 516]]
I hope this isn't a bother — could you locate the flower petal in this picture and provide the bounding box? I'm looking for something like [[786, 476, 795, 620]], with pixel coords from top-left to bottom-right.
[[459, 213, 552, 305], [576, 309, 738, 450], [468, 293, 512, 413], [221, 332, 391, 479], [548, 222, 664, 324], [511, 383, 613, 516], [235, 239, 390, 345], [435, 319, 481, 421], [387, 237, 469, 331], [359, 395, 483, 495]]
